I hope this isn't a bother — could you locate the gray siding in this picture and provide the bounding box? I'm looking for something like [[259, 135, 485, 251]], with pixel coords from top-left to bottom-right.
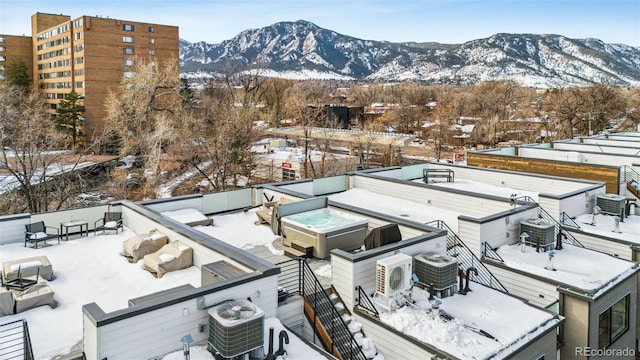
[[202, 188, 252, 214], [276, 296, 304, 332], [553, 142, 640, 155], [506, 326, 558, 360]]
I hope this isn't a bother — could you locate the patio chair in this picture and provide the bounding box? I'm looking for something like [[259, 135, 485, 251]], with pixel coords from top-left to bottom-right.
[[94, 212, 123, 235], [24, 221, 60, 248]]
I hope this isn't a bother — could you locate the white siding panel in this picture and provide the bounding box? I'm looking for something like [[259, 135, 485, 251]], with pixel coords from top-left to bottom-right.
[[276, 296, 304, 331], [352, 175, 511, 217], [0, 215, 30, 245], [331, 256, 355, 309], [353, 313, 435, 360], [519, 147, 638, 167], [83, 313, 98, 360], [582, 138, 640, 148], [553, 142, 640, 155], [485, 264, 558, 308], [429, 163, 595, 195], [32, 205, 109, 232], [569, 231, 633, 260], [95, 277, 278, 360]]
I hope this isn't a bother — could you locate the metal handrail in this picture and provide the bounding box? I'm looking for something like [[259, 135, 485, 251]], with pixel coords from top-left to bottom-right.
[[0, 319, 34, 360], [301, 260, 367, 360], [425, 220, 508, 293], [561, 212, 581, 229], [515, 196, 584, 248], [355, 286, 380, 317], [482, 242, 505, 263]]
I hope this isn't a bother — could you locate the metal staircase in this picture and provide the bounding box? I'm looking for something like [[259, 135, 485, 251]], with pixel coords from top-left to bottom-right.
[[301, 260, 368, 360], [425, 220, 508, 293], [623, 165, 640, 200], [0, 319, 35, 360]]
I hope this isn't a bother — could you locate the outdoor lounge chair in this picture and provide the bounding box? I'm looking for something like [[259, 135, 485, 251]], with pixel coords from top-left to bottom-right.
[[256, 198, 291, 225], [24, 221, 60, 248], [13, 282, 56, 313], [143, 240, 193, 278], [0, 287, 15, 316], [94, 212, 123, 235], [3, 255, 55, 283], [122, 230, 168, 263]]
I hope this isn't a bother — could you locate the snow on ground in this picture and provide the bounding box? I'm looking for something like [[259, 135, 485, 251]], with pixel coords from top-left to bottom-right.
[[194, 208, 282, 255], [380, 285, 558, 359], [329, 188, 461, 231], [497, 243, 637, 295]]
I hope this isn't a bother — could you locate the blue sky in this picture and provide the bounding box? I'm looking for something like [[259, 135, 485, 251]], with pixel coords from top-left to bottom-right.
[[1, 0, 638, 46]]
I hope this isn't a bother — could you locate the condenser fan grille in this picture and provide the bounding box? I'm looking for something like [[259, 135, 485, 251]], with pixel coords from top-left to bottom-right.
[[389, 266, 405, 290], [217, 302, 257, 320]]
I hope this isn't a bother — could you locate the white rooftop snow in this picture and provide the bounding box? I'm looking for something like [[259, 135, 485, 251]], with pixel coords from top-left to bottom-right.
[[380, 285, 559, 359], [574, 213, 640, 244], [496, 243, 637, 296], [329, 188, 462, 231]]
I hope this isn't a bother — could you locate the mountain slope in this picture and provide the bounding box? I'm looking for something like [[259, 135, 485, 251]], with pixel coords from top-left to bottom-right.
[[179, 21, 640, 87]]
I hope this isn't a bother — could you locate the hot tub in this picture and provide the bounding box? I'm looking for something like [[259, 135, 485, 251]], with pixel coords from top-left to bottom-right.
[[281, 208, 368, 258]]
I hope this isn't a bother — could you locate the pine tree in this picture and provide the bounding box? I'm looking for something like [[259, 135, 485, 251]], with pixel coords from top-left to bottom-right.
[[54, 92, 85, 148], [5, 57, 31, 90]]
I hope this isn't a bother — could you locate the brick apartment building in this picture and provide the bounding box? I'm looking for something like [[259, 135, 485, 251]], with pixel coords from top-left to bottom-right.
[[0, 12, 179, 141]]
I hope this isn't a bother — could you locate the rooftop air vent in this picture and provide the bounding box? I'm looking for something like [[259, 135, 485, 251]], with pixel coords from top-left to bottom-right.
[[596, 194, 626, 215], [413, 252, 458, 295], [208, 300, 264, 359], [520, 218, 555, 249]]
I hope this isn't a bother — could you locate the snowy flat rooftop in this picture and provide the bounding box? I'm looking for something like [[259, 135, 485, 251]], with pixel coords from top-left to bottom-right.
[[379, 285, 559, 359], [575, 213, 640, 244], [329, 188, 463, 232], [496, 243, 638, 297], [413, 178, 540, 202], [0, 219, 327, 360], [0, 228, 201, 359]]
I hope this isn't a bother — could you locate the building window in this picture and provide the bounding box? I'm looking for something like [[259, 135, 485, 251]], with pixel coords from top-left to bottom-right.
[[76, 81, 84, 88], [148, 38, 155, 44], [124, 59, 135, 67], [123, 36, 135, 43], [0, 75, 6, 80], [0, 56, 5, 62], [148, 50, 155, 56], [75, 44, 83, 52], [74, 69, 84, 76], [123, 48, 135, 55], [0, 37, 5, 43], [123, 24, 134, 31], [599, 294, 630, 348], [148, 26, 155, 33], [0, 47, 5, 52], [282, 168, 296, 181], [75, 57, 84, 64], [75, 32, 83, 40], [73, 19, 83, 28], [123, 72, 135, 78], [0, 65, 5, 71]]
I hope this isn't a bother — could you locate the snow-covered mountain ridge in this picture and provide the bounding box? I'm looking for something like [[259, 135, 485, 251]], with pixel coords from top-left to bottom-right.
[[179, 20, 640, 87]]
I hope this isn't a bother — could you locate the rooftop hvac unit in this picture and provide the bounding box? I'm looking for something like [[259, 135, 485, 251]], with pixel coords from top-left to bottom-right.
[[208, 300, 264, 359], [520, 218, 555, 248], [376, 253, 412, 297], [413, 252, 458, 291], [596, 194, 626, 215]]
